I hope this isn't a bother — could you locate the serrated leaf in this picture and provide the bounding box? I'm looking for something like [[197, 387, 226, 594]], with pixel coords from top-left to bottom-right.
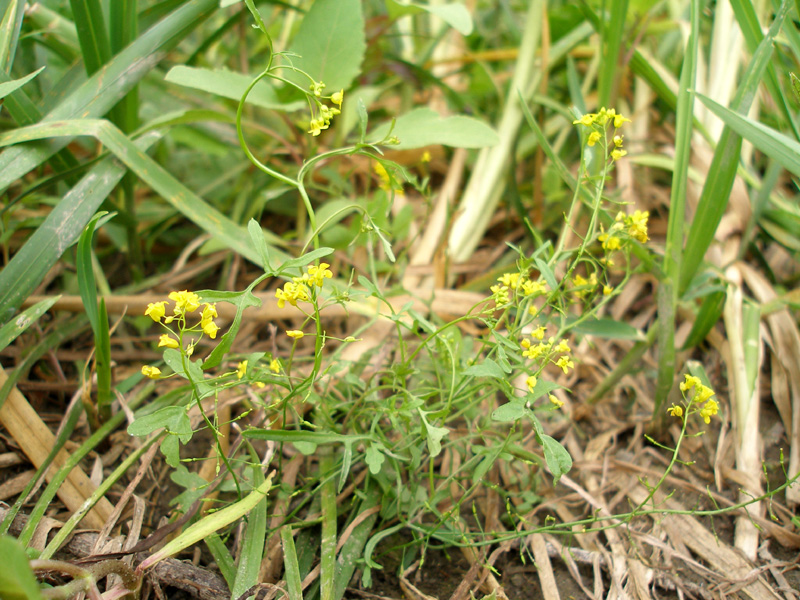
[[165, 66, 303, 110], [540, 434, 572, 484], [464, 358, 508, 378], [369, 108, 499, 149], [491, 401, 526, 423], [385, 0, 473, 35], [287, 0, 365, 91]]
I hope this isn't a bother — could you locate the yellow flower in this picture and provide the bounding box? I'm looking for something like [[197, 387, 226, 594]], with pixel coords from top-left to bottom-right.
[[554, 340, 570, 354], [236, 360, 248, 379], [613, 134, 624, 147], [525, 375, 537, 393], [667, 404, 683, 418], [169, 290, 200, 315], [490, 284, 509, 305], [695, 384, 715, 403], [331, 89, 344, 107], [587, 131, 602, 147], [275, 281, 311, 309], [158, 334, 179, 349], [269, 359, 281, 373], [573, 114, 594, 127], [555, 356, 574, 374], [145, 301, 167, 322], [611, 148, 627, 161], [420, 150, 431, 163], [520, 280, 547, 296], [603, 285, 613, 296], [498, 273, 520, 289], [549, 394, 564, 408], [523, 341, 550, 360], [202, 319, 219, 339], [680, 374, 701, 393], [699, 399, 719, 424], [142, 365, 161, 379], [532, 326, 546, 341], [307, 263, 333, 287], [286, 330, 305, 339], [627, 210, 649, 243], [308, 118, 324, 136], [613, 113, 631, 128], [201, 303, 217, 321], [599, 233, 622, 251]]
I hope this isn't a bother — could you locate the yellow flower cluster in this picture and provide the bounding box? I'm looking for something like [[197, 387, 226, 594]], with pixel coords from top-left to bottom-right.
[[307, 82, 343, 136], [491, 272, 547, 307], [571, 272, 598, 299], [595, 209, 650, 259], [572, 107, 630, 160], [275, 263, 333, 309], [374, 162, 404, 195], [521, 331, 574, 375], [669, 374, 719, 424]]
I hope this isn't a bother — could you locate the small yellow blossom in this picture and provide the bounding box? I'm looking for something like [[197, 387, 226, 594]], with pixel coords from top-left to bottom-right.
[[613, 113, 631, 128], [603, 285, 613, 296], [275, 281, 311, 309], [269, 359, 281, 373], [145, 301, 167, 322], [526, 375, 538, 393], [142, 365, 161, 379], [201, 303, 217, 321], [532, 326, 546, 341], [308, 118, 324, 136], [158, 334, 179, 349], [520, 280, 547, 296], [310, 81, 325, 96], [587, 131, 602, 147], [627, 210, 650, 243], [611, 149, 627, 161], [667, 404, 683, 418], [613, 135, 624, 147], [498, 273, 521, 289], [699, 399, 719, 424], [695, 385, 715, 403], [253, 381, 266, 389], [549, 394, 564, 408], [680, 374, 701, 393], [490, 284, 509, 306], [599, 233, 622, 251], [286, 330, 305, 339], [573, 114, 594, 127], [331, 89, 344, 107], [555, 356, 574, 374], [307, 263, 333, 287], [202, 319, 220, 339], [236, 360, 247, 379], [420, 150, 431, 163], [554, 340, 570, 354], [169, 290, 200, 315]]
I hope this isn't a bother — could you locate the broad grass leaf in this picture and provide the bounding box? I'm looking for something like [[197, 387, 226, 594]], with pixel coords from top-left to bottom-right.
[[0, 66, 44, 100], [369, 108, 499, 149], [287, 0, 365, 91], [540, 434, 572, 484], [385, 0, 473, 35], [0, 296, 60, 353], [570, 317, 645, 341], [0, 535, 44, 600], [164, 66, 304, 110]]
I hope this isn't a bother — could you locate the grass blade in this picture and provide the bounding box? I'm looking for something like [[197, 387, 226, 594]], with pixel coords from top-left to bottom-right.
[[280, 526, 303, 600], [69, 0, 111, 75], [0, 296, 60, 353], [0, 0, 218, 194], [231, 463, 268, 600], [679, 0, 790, 293], [0, 132, 160, 324], [655, 0, 699, 418], [597, 0, 628, 108]]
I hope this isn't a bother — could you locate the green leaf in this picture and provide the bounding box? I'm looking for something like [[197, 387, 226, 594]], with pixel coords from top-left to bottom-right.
[[369, 108, 499, 149], [491, 401, 526, 423], [417, 408, 449, 457], [242, 428, 371, 445], [0, 536, 44, 600], [0, 67, 44, 101], [385, 0, 473, 35], [128, 406, 192, 443], [247, 218, 271, 271], [0, 132, 159, 324], [682, 289, 726, 350], [274, 247, 334, 275], [570, 317, 645, 341], [287, 0, 366, 91], [540, 434, 572, 484], [464, 358, 509, 378], [164, 66, 304, 110], [199, 288, 262, 370], [527, 378, 561, 401], [0, 296, 60, 353], [365, 444, 385, 475]]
